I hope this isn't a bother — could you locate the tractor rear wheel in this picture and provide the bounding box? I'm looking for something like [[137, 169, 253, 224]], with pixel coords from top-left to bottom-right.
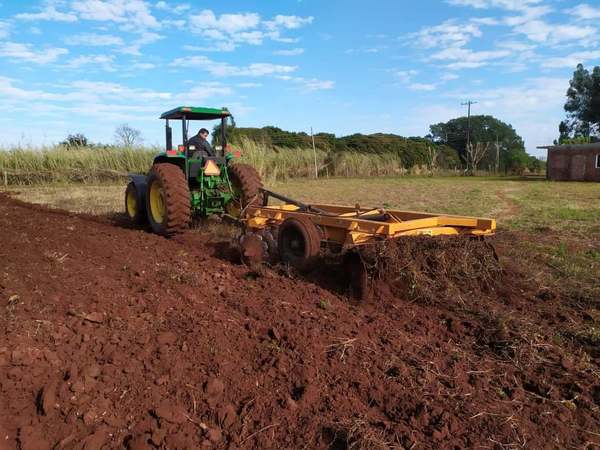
[[226, 164, 262, 218], [277, 216, 321, 272], [125, 181, 147, 226], [145, 163, 191, 236]]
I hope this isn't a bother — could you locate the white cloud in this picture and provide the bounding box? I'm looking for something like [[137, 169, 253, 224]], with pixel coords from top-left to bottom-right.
[[120, 32, 164, 55], [70, 80, 171, 101], [394, 70, 442, 90], [264, 15, 313, 30], [470, 17, 501, 26], [162, 18, 185, 27], [408, 83, 437, 91], [0, 76, 63, 101], [172, 56, 297, 77], [273, 48, 304, 56], [155, 1, 190, 15], [298, 78, 334, 91], [0, 42, 68, 64], [178, 82, 233, 103], [345, 47, 383, 55], [446, 0, 543, 11], [184, 42, 236, 52], [395, 70, 418, 83], [541, 50, 600, 69], [65, 54, 116, 71], [130, 62, 156, 70], [441, 73, 460, 81], [190, 10, 260, 34], [496, 40, 536, 52], [188, 10, 313, 48], [65, 33, 124, 46], [275, 75, 334, 91], [29, 26, 42, 35], [431, 47, 511, 69], [15, 4, 78, 22], [237, 82, 262, 88], [502, 5, 552, 27], [270, 35, 300, 44], [0, 77, 239, 134], [0, 21, 11, 39], [514, 20, 596, 44], [71, 0, 160, 29], [567, 4, 600, 20], [411, 20, 482, 49]]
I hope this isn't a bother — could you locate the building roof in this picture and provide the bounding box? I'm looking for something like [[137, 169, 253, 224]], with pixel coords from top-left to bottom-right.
[[160, 106, 231, 120], [538, 143, 600, 151]]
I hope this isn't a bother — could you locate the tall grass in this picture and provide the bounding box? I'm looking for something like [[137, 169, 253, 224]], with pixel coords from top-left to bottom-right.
[[0, 139, 433, 186], [0, 146, 156, 185], [235, 137, 432, 182], [235, 138, 327, 183], [328, 152, 407, 177]]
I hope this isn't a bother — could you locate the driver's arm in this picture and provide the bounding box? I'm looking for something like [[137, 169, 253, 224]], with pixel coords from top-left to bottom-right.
[[202, 139, 215, 156]]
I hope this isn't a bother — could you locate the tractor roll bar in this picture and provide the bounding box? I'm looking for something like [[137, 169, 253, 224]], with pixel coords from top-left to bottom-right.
[[221, 116, 227, 156], [182, 115, 188, 144], [165, 119, 172, 151]]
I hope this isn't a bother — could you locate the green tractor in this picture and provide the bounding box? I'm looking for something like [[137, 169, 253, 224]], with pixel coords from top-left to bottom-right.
[[124, 106, 262, 236]]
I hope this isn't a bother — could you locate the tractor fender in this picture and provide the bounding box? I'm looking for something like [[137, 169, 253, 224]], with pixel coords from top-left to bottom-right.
[[128, 173, 148, 209]]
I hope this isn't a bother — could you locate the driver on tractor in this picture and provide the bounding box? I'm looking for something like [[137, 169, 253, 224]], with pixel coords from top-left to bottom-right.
[[187, 127, 215, 158]]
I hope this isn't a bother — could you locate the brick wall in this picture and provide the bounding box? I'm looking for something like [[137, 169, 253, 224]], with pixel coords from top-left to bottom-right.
[[547, 146, 600, 182]]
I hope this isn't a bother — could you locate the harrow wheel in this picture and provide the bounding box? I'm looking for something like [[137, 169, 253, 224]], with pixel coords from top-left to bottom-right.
[[344, 252, 372, 302], [239, 233, 267, 268], [124, 182, 147, 226], [145, 163, 191, 237], [277, 216, 321, 272], [226, 164, 263, 218]]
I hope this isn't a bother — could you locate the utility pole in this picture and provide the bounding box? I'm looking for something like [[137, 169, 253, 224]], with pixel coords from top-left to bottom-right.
[[310, 127, 318, 179], [495, 134, 500, 174], [461, 100, 478, 151]]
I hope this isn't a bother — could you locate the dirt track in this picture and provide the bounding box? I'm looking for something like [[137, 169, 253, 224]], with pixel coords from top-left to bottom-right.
[[0, 193, 598, 449]]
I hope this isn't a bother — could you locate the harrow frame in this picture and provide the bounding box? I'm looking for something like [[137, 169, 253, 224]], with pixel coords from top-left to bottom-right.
[[244, 189, 496, 249]]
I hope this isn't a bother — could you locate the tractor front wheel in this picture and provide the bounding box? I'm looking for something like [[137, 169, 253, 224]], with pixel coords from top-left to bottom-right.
[[145, 163, 191, 236], [226, 164, 262, 218]]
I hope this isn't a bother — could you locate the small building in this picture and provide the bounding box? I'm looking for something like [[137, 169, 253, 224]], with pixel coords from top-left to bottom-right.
[[539, 143, 600, 182]]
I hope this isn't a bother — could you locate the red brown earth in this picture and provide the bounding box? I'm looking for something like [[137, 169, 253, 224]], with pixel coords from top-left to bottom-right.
[[0, 192, 598, 449]]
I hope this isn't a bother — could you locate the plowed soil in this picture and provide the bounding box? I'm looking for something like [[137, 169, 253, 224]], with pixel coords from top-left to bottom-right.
[[0, 193, 598, 449]]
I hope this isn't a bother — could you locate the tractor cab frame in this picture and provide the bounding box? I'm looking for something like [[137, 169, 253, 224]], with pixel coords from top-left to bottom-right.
[[158, 106, 234, 181]]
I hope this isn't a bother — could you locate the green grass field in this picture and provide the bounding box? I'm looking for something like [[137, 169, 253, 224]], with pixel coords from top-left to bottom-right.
[[4, 176, 599, 302], [10, 176, 597, 231]]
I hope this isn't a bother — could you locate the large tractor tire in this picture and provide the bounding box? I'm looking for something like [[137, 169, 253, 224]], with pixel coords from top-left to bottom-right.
[[226, 164, 263, 218], [277, 216, 321, 272], [124, 181, 147, 227], [145, 163, 191, 236]]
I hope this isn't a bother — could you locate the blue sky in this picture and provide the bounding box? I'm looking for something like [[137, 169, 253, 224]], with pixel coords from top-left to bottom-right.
[[0, 0, 599, 156]]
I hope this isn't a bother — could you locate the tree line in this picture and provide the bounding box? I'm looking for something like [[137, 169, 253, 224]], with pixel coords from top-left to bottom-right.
[[217, 117, 542, 174], [558, 63, 600, 144]]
